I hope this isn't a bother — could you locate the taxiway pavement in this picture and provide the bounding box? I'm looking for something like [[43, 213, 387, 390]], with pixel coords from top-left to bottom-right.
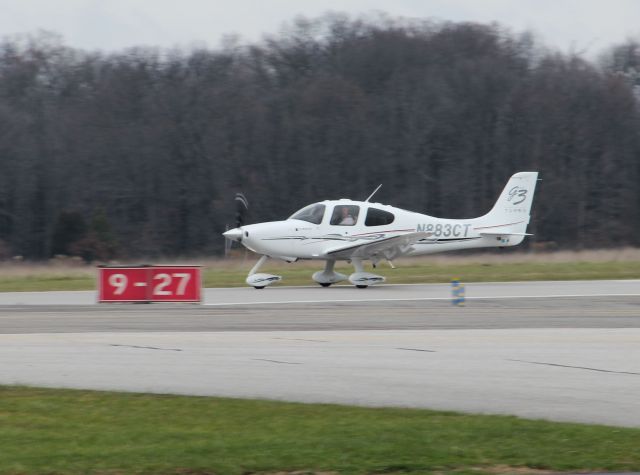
[[1, 280, 639, 427]]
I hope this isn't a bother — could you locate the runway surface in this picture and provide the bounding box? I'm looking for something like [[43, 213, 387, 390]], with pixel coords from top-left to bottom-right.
[[0, 279, 639, 306], [1, 280, 639, 427]]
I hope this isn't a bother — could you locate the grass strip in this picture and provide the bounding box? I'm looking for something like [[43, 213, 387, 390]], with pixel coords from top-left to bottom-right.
[[1, 260, 640, 292], [1, 386, 640, 475]]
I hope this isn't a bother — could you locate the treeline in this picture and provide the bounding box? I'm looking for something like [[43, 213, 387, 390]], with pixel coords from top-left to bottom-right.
[[1, 15, 640, 260]]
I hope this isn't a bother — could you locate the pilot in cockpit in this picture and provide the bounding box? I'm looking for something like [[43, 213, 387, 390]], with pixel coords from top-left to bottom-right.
[[338, 206, 355, 225]]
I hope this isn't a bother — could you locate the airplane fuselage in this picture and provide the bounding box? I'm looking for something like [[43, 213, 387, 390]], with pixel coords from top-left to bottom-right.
[[236, 199, 527, 261]]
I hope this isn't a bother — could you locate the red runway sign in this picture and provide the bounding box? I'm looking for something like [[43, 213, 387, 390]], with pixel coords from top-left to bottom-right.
[[98, 266, 201, 303]]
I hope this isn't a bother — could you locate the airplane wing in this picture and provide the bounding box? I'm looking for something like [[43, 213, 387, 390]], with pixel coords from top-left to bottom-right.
[[323, 232, 433, 260]]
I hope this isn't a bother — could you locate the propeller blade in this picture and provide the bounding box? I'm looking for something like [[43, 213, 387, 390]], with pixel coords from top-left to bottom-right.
[[234, 192, 249, 228]]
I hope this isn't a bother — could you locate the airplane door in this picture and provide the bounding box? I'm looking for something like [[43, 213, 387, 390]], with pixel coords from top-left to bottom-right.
[[329, 205, 360, 233]]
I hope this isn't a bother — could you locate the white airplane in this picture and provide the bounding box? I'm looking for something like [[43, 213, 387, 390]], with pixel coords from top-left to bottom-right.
[[223, 172, 538, 288]]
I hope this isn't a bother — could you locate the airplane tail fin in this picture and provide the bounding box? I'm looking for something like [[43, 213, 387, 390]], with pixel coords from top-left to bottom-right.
[[476, 172, 539, 244]]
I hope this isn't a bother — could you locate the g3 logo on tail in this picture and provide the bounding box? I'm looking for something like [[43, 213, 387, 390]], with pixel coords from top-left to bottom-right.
[[508, 186, 527, 205]]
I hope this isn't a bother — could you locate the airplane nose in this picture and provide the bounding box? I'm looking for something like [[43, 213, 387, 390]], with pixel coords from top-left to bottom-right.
[[223, 227, 243, 242]]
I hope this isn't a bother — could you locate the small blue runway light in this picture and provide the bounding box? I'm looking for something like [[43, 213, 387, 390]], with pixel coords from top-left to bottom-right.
[[451, 279, 465, 306]]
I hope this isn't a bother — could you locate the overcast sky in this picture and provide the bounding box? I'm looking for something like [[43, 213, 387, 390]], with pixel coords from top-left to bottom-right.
[[1, 0, 639, 56]]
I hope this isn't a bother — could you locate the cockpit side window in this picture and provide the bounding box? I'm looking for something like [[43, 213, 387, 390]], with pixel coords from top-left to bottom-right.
[[289, 203, 325, 225], [330, 205, 360, 226], [365, 208, 395, 226]]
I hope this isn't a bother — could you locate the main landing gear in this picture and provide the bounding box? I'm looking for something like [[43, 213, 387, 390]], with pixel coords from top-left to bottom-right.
[[246, 257, 385, 289], [346, 258, 385, 288], [312, 258, 385, 288], [312, 260, 347, 287]]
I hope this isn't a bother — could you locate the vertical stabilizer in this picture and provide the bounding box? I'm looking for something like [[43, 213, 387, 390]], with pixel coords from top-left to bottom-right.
[[478, 172, 539, 238]]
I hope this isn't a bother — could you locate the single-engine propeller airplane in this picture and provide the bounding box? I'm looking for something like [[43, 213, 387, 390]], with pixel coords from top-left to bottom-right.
[[223, 172, 538, 288]]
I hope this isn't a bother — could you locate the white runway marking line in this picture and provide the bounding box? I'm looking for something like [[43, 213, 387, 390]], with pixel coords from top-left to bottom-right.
[[203, 293, 640, 306]]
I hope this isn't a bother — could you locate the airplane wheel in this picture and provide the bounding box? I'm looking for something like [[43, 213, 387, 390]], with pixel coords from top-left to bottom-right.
[[356, 285, 368, 289], [319, 283, 332, 287], [254, 286, 265, 289]]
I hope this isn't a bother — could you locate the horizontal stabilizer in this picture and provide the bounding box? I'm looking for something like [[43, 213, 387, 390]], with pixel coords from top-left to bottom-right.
[[479, 231, 532, 237]]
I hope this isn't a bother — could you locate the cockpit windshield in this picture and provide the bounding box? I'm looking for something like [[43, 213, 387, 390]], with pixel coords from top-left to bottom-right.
[[289, 203, 325, 224]]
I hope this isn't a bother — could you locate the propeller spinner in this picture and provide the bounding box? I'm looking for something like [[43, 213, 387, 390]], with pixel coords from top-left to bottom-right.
[[224, 192, 249, 247]]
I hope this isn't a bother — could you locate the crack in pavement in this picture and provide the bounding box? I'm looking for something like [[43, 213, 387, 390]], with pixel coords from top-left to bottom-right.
[[252, 358, 302, 365], [507, 359, 640, 376], [110, 344, 182, 352], [396, 347, 437, 353], [272, 337, 329, 343]]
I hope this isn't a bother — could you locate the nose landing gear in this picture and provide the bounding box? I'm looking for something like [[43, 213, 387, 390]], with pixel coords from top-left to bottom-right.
[[245, 255, 282, 289]]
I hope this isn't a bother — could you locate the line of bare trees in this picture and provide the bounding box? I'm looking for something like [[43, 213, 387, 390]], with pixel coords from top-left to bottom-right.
[[1, 14, 639, 260]]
